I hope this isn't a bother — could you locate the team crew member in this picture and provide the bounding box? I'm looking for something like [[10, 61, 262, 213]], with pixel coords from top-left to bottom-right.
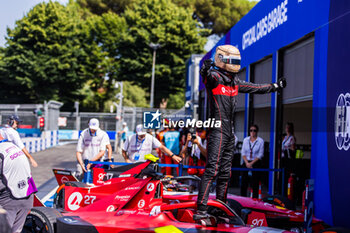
[[281, 122, 297, 196], [122, 124, 182, 163], [0, 115, 38, 167], [0, 135, 37, 232], [76, 118, 110, 178], [240, 125, 264, 198], [162, 127, 180, 175], [195, 45, 286, 220], [101, 138, 113, 169]]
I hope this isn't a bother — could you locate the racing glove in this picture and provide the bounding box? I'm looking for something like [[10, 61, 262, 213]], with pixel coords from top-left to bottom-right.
[[272, 77, 287, 90], [200, 59, 213, 77]]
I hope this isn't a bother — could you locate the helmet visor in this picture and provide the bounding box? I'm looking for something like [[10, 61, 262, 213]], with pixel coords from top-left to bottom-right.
[[219, 55, 241, 65]]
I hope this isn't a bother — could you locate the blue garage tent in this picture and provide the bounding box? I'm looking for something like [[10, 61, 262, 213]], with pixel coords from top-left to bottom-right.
[[198, 0, 350, 227]]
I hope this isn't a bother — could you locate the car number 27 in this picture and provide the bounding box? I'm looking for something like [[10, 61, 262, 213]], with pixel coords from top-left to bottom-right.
[[84, 195, 96, 205]]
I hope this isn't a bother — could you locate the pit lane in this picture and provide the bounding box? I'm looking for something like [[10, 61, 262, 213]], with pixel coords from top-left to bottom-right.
[[32, 141, 124, 202]]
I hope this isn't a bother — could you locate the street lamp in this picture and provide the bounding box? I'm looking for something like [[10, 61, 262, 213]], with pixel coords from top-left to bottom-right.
[[114, 81, 123, 152], [149, 43, 163, 108]]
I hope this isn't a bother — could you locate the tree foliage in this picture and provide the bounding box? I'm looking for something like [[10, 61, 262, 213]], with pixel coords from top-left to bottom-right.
[[82, 80, 148, 112], [0, 2, 128, 111], [121, 81, 149, 108], [0, 2, 95, 104], [77, 0, 257, 35], [167, 90, 185, 109], [76, 0, 137, 15], [193, 0, 257, 35], [118, 0, 206, 107], [79, 12, 128, 111], [0, 0, 231, 110]]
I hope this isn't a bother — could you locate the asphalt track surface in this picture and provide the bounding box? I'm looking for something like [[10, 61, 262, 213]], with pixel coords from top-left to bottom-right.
[[32, 141, 125, 199]]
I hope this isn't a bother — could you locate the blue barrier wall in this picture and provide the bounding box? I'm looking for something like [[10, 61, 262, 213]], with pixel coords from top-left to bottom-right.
[[17, 128, 42, 137], [325, 0, 350, 227]]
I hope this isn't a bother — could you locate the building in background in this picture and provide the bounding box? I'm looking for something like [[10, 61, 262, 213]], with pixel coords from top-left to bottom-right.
[[196, 0, 350, 228]]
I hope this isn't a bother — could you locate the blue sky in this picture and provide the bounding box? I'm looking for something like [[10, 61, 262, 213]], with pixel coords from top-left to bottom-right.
[[0, 0, 68, 47]]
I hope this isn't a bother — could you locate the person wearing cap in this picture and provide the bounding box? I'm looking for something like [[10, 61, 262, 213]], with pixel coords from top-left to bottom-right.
[[0, 134, 37, 233], [117, 122, 129, 156], [162, 127, 180, 175], [0, 115, 38, 167], [76, 118, 110, 178], [118, 122, 129, 143], [122, 124, 182, 163]]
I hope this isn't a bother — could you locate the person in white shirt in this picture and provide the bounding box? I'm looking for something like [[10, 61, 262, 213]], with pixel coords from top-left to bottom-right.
[[76, 118, 110, 177], [122, 124, 182, 164], [281, 122, 297, 196], [0, 134, 37, 233], [100, 136, 113, 168], [0, 115, 38, 167], [240, 124, 264, 198], [180, 128, 207, 165], [117, 122, 129, 156]]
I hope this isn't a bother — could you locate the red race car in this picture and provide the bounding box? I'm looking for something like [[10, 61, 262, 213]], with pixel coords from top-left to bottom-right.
[[23, 155, 322, 233]]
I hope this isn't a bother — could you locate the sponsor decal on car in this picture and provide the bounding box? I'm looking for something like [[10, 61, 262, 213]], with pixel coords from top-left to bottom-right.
[[147, 183, 155, 192], [138, 199, 145, 208], [106, 205, 115, 212], [61, 176, 69, 184], [67, 192, 83, 211]]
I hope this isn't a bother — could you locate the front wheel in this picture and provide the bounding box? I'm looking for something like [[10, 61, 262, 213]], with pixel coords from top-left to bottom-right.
[[22, 207, 63, 233]]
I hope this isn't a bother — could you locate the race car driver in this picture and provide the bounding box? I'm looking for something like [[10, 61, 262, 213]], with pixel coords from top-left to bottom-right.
[[194, 45, 286, 220]]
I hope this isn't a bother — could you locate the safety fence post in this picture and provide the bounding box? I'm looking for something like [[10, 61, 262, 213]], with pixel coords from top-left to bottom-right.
[[281, 168, 285, 196], [258, 181, 262, 200], [178, 163, 183, 176]]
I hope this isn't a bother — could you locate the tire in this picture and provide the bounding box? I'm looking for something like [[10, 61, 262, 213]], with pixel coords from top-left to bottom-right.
[[22, 207, 63, 233], [226, 198, 243, 217], [53, 185, 65, 209], [262, 195, 295, 210], [53, 182, 88, 209]]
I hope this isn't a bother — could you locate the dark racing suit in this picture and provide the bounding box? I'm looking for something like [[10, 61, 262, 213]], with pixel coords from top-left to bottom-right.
[[197, 67, 276, 211]]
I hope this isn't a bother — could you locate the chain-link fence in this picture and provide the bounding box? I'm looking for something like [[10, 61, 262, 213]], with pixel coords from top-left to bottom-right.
[[0, 104, 44, 128], [0, 102, 63, 131], [1, 103, 185, 134], [59, 107, 182, 132]]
